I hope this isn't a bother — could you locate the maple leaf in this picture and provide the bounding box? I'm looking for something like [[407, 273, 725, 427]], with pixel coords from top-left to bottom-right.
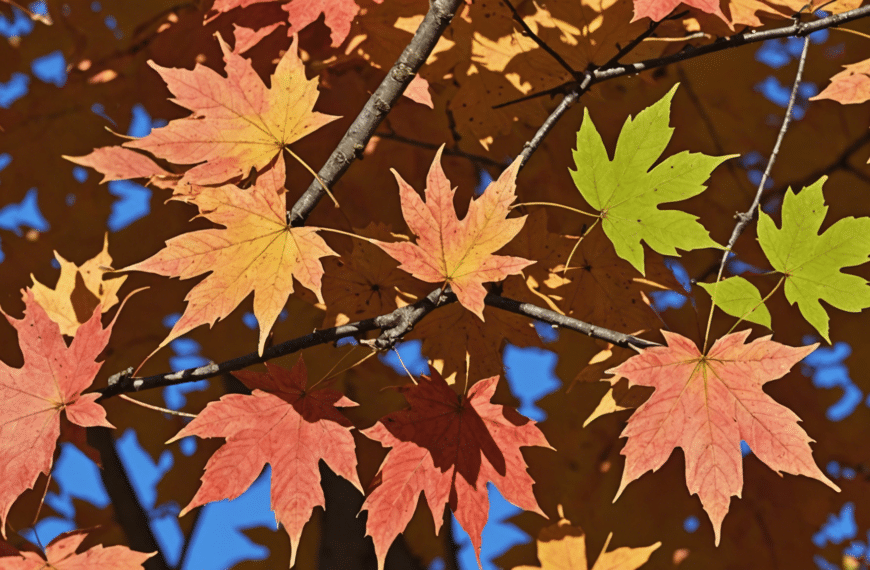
[[30, 234, 127, 337], [512, 511, 660, 570], [282, 0, 378, 47], [0, 290, 117, 537], [408, 278, 541, 384], [361, 369, 551, 569], [631, 0, 726, 24], [699, 276, 771, 329], [320, 222, 429, 327], [571, 85, 733, 275], [811, 58, 870, 105], [123, 33, 338, 185], [0, 529, 155, 569], [538, 227, 679, 333], [757, 177, 870, 342], [375, 146, 534, 319], [609, 330, 838, 544], [167, 357, 361, 566], [63, 146, 172, 184], [209, 0, 380, 47], [122, 159, 336, 356]]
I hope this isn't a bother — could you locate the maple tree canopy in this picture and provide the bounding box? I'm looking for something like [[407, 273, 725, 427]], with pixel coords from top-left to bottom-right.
[[4, 0, 870, 568]]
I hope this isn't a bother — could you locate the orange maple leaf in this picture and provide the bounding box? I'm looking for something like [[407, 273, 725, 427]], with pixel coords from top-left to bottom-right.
[[0, 530, 155, 569], [375, 146, 533, 319], [361, 369, 551, 570], [123, 159, 336, 356], [167, 357, 360, 566], [63, 146, 172, 185], [209, 0, 381, 47], [123, 32, 338, 186], [609, 330, 839, 544], [631, 0, 726, 23], [811, 58, 870, 105], [0, 290, 117, 537]]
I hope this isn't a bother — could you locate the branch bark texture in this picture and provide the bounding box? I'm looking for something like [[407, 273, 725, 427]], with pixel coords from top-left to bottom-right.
[[288, 0, 464, 226]]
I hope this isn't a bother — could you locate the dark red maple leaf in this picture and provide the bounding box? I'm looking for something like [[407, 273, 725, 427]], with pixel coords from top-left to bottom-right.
[[361, 369, 551, 569], [167, 357, 361, 566]]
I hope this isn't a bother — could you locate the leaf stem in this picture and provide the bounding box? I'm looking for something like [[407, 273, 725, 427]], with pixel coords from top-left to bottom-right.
[[829, 26, 870, 41], [120, 394, 197, 418], [563, 218, 600, 275], [392, 347, 419, 385], [725, 276, 785, 336], [308, 344, 377, 390], [511, 201, 599, 217], [285, 147, 339, 207], [317, 226, 377, 244]]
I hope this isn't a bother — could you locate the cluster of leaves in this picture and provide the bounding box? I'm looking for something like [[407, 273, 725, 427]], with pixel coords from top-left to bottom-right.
[[4, 0, 870, 568]]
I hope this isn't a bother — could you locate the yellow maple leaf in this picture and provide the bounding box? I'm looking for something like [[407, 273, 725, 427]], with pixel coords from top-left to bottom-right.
[[122, 160, 336, 356], [514, 508, 660, 570], [30, 234, 127, 337]]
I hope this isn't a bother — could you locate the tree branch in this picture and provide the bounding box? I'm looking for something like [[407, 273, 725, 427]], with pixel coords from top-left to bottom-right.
[[97, 290, 656, 400], [713, 34, 809, 281], [484, 295, 660, 348], [288, 0, 464, 226], [86, 427, 171, 570], [494, 5, 870, 109], [515, 14, 670, 166], [695, 128, 870, 283]]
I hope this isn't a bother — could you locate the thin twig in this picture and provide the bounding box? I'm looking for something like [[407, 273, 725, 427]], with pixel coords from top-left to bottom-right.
[[374, 131, 505, 168], [494, 5, 870, 109], [515, 15, 671, 166], [721, 35, 810, 270], [518, 86, 586, 167], [484, 294, 659, 348], [695, 128, 870, 283], [602, 11, 680, 68], [501, 0, 582, 80], [288, 0, 464, 226], [702, 35, 810, 351]]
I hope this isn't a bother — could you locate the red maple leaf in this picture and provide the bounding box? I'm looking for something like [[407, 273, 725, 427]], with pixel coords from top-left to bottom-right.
[[609, 330, 839, 543], [0, 529, 154, 569], [361, 369, 551, 569], [167, 357, 361, 565], [375, 146, 533, 320], [0, 290, 117, 537]]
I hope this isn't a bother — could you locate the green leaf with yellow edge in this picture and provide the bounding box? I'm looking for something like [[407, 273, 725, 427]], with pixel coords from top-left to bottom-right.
[[758, 177, 870, 343], [570, 84, 735, 275], [699, 276, 771, 328]]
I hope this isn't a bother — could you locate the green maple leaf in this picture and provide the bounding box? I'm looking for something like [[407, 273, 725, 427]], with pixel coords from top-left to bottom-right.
[[570, 85, 734, 274], [758, 177, 870, 342], [699, 276, 771, 328]]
